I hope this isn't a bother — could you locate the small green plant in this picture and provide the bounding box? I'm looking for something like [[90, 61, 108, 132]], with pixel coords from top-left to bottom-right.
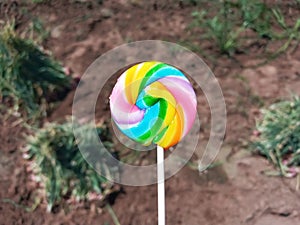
[[0, 23, 71, 119], [253, 96, 300, 177], [191, 1, 243, 55], [24, 17, 50, 44], [190, 0, 300, 58], [239, 0, 272, 38], [271, 9, 300, 54], [24, 119, 118, 212]]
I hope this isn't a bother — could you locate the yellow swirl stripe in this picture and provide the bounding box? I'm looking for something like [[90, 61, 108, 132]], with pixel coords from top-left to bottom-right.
[[125, 62, 158, 104]]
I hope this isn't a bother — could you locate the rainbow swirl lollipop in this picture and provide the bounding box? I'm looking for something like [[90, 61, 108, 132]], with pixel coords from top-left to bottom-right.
[[110, 61, 197, 149]]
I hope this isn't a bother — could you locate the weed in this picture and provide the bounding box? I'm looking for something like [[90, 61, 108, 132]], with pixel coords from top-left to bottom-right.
[[239, 0, 272, 38], [253, 96, 300, 177], [189, 0, 300, 59], [191, 1, 243, 55], [0, 23, 70, 119], [24, 119, 118, 212], [24, 17, 50, 44], [106, 204, 121, 225]]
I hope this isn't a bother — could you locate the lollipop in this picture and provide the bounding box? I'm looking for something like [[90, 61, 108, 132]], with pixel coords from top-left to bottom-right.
[[110, 61, 197, 149], [110, 61, 197, 225]]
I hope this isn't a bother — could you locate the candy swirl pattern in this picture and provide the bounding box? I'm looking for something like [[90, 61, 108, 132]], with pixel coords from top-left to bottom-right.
[[110, 61, 197, 149]]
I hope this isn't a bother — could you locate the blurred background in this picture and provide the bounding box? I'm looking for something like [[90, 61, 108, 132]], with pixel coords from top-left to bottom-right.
[[1, 0, 300, 225]]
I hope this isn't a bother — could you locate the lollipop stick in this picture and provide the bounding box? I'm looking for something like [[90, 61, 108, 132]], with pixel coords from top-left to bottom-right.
[[157, 145, 165, 225]]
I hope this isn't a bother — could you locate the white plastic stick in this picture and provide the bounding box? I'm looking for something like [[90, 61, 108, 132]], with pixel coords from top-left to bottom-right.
[[157, 145, 165, 225]]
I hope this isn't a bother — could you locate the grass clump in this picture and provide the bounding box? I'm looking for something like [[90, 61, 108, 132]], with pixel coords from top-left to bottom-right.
[[24, 119, 118, 212], [0, 23, 71, 119], [191, 1, 243, 55], [253, 96, 300, 177], [190, 0, 300, 56]]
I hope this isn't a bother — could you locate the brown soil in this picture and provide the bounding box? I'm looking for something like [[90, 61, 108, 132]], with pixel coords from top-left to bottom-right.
[[1, 0, 300, 225]]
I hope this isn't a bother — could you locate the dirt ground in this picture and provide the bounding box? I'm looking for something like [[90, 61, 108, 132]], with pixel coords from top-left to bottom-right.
[[1, 0, 300, 224]]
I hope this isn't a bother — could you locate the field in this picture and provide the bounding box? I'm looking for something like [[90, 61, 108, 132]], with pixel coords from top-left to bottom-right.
[[1, 0, 300, 225]]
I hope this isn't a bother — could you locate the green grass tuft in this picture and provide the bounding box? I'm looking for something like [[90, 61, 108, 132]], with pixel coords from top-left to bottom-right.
[[190, 0, 300, 57], [24, 119, 118, 212], [253, 96, 300, 177], [0, 23, 71, 119]]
